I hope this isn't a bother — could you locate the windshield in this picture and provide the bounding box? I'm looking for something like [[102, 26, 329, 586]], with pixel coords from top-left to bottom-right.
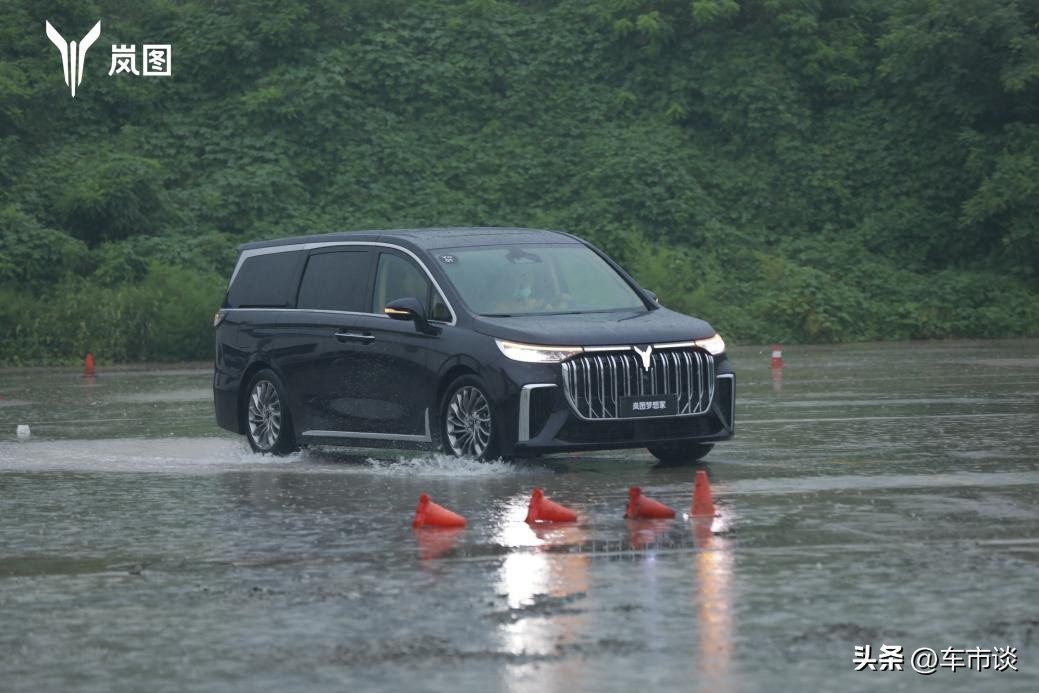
[[432, 243, 647, 316]]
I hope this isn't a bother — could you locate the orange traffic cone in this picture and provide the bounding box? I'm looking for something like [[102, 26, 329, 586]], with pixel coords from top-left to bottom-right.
[[83, 352, 96, 377], [411, 493, 466, 528], [770, 344, 783, 369], [524, 487, 577, 523], [691, 470, 716, 517], [624, 486, 675, 519]]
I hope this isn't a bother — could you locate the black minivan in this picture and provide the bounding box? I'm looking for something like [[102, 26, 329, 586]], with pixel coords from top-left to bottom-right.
[[213, 228, 734, 461]]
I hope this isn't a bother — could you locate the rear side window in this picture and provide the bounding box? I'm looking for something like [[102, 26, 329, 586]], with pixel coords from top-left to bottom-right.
[[297, 250, 371, 312], [227, 251, 303, 308]]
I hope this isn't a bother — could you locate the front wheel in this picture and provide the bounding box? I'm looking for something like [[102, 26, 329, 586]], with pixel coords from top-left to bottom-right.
[[440, 375, 501, 460], [647, 442, 714, 464], [243, 369, 297, 455]]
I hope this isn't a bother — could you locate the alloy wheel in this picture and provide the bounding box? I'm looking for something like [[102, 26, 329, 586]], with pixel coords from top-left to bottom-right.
[[247, 380, 282, 451], [445, 386, 492, 457]]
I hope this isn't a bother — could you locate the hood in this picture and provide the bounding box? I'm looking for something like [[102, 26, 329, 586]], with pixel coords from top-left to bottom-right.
[[472, 308, 716, 346]]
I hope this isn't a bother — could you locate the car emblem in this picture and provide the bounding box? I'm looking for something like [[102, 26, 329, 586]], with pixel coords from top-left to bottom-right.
[[633, 345, 653, 371]]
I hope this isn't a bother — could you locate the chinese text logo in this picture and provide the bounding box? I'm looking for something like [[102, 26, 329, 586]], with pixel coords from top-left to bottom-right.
[[45, 20, 172, 97]]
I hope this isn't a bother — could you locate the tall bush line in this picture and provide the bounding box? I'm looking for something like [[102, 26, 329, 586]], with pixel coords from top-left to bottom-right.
[[1, 0, 1037, 363]]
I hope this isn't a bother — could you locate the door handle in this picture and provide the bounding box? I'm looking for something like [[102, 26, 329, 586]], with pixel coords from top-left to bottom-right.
[[333, 331, 375, 344]]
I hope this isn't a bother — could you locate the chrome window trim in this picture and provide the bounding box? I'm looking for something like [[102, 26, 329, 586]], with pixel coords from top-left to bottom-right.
[[225, 307, 392, 319], [228, 241, 458, 326], [518, 384, 557, 443], [302, 409, 433, 443]]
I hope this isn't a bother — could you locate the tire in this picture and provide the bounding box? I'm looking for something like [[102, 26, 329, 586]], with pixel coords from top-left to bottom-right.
[[439, 375, 501, 460], [243, 369, 297, 455], [647, 442, 714, 464]]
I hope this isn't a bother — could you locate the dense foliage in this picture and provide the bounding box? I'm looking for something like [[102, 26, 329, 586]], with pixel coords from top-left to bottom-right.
[[2, 0, 1037, 363]]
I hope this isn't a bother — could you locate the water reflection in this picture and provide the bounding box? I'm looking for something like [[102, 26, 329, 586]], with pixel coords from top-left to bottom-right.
[[82, 375, 97, 405], [626, 518, 671, 550], [692, 513, 734, 691], [494, 495, 589, 691], [413, 527, 464, 560]]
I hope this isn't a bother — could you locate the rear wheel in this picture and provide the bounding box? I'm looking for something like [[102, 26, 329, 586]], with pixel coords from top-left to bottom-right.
[[647, 442, 714, 464], [440, 375, 501, 460], [243, 369, 297, 455]]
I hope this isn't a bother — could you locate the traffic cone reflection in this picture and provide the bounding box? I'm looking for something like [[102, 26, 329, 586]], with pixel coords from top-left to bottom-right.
[[413, 527, 464, 559], [624, 486, 676, 519], [691, 470, 717, 517], [627, 518, 671, 550], [411, 493, 466, 528], [524, 487, 578, 523], [691, 516, 714, 548]]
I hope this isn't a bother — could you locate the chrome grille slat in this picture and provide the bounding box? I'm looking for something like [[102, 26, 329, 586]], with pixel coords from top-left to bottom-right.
[[608, 354, 619, 417], [585, 355, 594, 415], [707, 352, 716, 406], [561, 348, 715, 420], [683, 351, 694, 414], [691, 350, 700, 412], [596, 355, 606, 418], [622, 354, 630, 397], [661, 352, 669, 396], [674, 351, 682, 413]]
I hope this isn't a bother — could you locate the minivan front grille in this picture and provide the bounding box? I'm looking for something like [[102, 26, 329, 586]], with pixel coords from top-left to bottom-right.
[[560, 348, 715, 420]]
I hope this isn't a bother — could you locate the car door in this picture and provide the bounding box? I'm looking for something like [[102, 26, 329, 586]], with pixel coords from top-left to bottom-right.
[[276, 247, 378, 434], [343, 249, 443, 438]]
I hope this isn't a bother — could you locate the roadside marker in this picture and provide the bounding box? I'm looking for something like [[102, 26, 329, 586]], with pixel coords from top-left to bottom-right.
[[691, 470, 716, 517], [624, 486, 676, 519], [412, 493, 466, 528], [525, 487, 578, 523]]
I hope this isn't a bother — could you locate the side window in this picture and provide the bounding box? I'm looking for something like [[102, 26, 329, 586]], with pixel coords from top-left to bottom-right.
[[296, 250, 371, 312], [227, 250, 303, 308], [372, 253, 430, 314], [371, 252, 452, 322], [430, 293, 451, 322]]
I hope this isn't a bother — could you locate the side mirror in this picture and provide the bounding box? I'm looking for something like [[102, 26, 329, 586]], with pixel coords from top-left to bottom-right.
[[384, 297, 438, 334]]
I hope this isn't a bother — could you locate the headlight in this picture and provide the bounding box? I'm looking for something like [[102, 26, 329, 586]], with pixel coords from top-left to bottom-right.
[[694, 333, 726, 355], [496, 339, 583, 363]]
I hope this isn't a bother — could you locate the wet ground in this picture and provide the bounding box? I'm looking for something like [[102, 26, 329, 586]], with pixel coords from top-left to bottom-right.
[[1, 340, 1037, 692]]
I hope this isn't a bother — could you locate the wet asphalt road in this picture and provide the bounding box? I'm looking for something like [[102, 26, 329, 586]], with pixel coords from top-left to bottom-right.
[[1, 340, 1037, 692]]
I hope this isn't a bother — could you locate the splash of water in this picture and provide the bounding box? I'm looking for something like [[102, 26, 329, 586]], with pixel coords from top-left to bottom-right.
[[343, 451, 539, 477]]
